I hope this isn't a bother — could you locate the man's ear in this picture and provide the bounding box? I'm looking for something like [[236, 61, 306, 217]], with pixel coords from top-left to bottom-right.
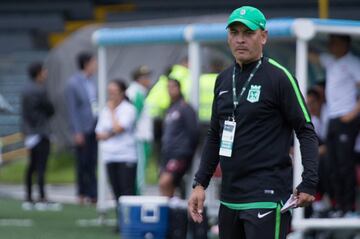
[[261, 30, 268, 45]]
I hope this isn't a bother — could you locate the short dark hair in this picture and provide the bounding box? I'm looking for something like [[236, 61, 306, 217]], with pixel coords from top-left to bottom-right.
[[314, 80, 326, 88], [77, 52, 93, 70], [329, 34, 351, 45], [168, 78, 181, 88], [28, 62, 43, 80]]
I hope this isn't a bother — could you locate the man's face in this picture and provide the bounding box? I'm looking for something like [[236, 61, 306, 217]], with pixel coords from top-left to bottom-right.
[[306, 94, 321, 116], [168, 80, 181, 101], [328, 36, 349, 58], [138, 74, 152, 89], [227, 22, 267, 64], [85, 58, 97, 76], [38, 68, 47, 84]]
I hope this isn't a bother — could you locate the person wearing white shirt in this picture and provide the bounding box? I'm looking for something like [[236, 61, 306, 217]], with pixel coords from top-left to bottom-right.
[[126, 65, 153, 194], [96, 79, 137, 224], [310, 34, 360, 217]]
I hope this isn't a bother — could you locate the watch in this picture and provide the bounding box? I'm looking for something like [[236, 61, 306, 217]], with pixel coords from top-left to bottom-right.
[[192, 180, 204, 189]]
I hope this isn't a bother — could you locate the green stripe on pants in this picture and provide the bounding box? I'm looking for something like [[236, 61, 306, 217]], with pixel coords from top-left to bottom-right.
[[275, 203, 281, 239]]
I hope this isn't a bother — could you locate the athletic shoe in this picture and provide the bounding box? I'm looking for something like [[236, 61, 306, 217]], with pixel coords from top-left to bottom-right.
[[34, 201, 47, 211], [46, 202, 63, 211], [21, 201, 34, 211], [343, 211, 360, 218], [327, 209, 344, 218], [34, 201, 63, 211]]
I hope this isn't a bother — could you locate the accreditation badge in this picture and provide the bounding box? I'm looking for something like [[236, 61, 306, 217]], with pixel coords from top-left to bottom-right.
[[91, 101, 99, 117], [219, 120, 236, 157]]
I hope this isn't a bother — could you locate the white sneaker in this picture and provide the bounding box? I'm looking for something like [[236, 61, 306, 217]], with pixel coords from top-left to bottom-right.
[[21, 201, 34, 211], [343, 211, 360, 218], [34, 201, 63, 211], [34, 202, 47, 211], [312, 200, 330, 212], [47, 202, 63, 211]]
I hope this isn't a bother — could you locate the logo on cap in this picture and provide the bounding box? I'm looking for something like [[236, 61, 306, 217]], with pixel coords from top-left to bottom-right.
[[240, 9, 246, 15]]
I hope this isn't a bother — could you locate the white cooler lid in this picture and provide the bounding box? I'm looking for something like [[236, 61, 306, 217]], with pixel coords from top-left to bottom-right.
[[119, 196, 169, 206]]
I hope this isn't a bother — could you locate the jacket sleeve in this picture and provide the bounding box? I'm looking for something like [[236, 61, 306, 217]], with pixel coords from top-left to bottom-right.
[[278, 71, 319, 196], [66, 81, 81, 134], [194, 76, 221, 189]]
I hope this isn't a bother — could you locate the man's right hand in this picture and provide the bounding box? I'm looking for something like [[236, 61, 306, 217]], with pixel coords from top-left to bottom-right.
[[74, 133, 85, 146], [188, 185, 205, 223]]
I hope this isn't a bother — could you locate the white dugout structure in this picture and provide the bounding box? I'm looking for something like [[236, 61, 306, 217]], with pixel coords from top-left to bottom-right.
[[92, 18, 360, 234]]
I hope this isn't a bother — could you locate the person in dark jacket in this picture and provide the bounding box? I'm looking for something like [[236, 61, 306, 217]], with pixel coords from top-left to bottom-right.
[[21, 62, 54, 208], [188, 6, 318, 239], [159, 79, 199, 197]]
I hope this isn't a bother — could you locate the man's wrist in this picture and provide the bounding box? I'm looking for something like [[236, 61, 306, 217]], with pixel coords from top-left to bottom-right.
[[192, 179, 205, 189]]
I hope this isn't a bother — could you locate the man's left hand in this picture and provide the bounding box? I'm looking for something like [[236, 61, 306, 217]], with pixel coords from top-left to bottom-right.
[[294, 190, 315, 207]]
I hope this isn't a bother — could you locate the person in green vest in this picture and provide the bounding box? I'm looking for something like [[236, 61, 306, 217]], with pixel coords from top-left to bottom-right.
[[198, 58, 226, 123], [146, 58, 190, 119], [126, 65, 153, 194], [146, 58, 225, 123]]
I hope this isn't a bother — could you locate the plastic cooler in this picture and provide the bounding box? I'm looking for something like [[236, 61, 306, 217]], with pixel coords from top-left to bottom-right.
[[118, 196, 169, 239]]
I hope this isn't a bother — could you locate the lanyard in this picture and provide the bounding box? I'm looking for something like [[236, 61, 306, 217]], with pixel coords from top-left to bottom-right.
[[232, 60, 262, 115]]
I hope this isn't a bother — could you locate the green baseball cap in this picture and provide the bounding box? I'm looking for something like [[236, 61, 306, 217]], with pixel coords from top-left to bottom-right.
[[226, 6, 266, 30]]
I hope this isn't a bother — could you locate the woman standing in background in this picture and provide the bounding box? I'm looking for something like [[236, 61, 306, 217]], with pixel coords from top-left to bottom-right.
[[95, 79, 137, 230]]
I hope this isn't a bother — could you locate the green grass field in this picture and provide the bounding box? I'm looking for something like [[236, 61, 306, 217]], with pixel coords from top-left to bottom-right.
[[0, 197, 119, 239], [0, 148, 159, 185], [0, 150, 76, 184], [0, 147, 160, 239]]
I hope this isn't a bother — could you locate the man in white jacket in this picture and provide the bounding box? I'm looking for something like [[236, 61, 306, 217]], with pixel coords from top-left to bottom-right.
[[126, 65, 154, 194]]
